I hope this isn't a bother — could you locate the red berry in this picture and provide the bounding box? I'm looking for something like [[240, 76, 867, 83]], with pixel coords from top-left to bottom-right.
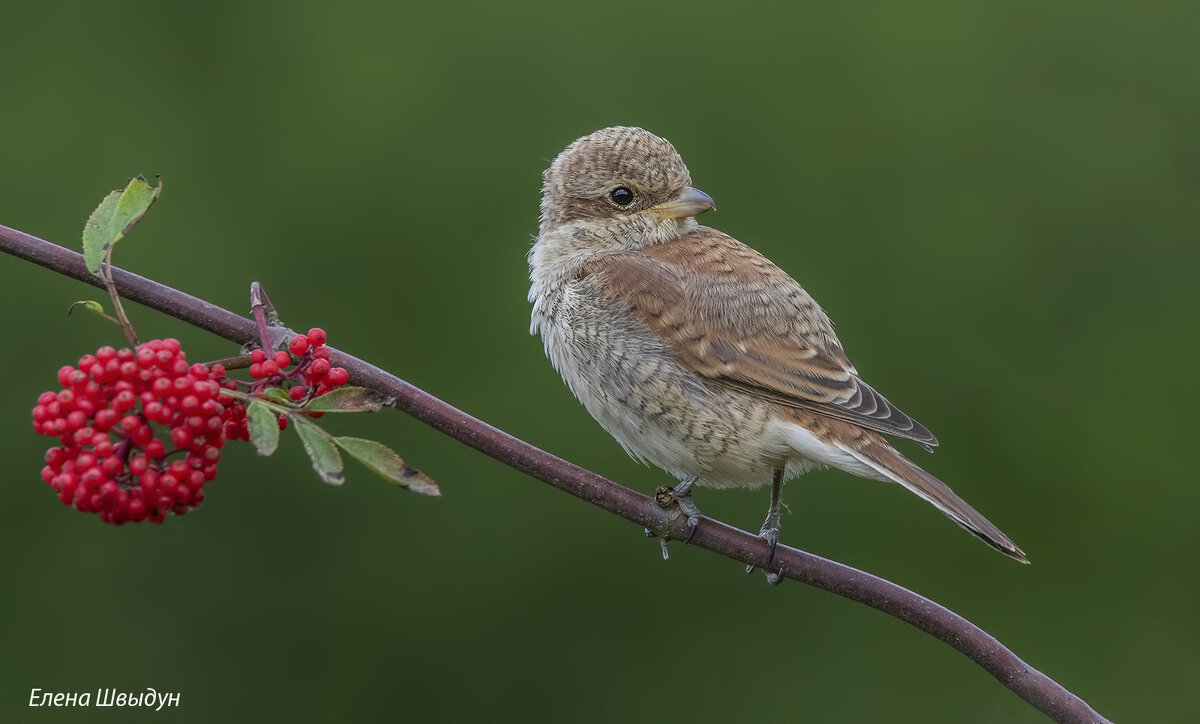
[[288, 335, 309, 355], [325, 368, 350, 387], [273, 351, 291, 368], [93, 437, 115, 458], [306, 328, 326, 346], [193, 380, 215, 400], [113, 390, 136, 413], [58, 366, 76, 386], [171, 427, 192, 448], [288, 386, 306, 401], [131, 425, 153, 446], [309, 358, 331, 379], [259, 360, 280, 378], [65, 410, 88, 432], [250, 349, 267, 364], [145, 438, 166, 459]]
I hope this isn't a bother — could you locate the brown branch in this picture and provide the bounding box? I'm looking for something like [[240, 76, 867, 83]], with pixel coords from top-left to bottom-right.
[[0, 222, 1109, 724]]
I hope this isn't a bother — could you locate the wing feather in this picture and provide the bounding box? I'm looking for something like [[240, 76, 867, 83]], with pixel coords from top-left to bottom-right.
[[580, 228, 939, 449]]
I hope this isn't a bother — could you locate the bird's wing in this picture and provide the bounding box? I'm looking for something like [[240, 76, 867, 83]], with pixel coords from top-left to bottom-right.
[[580, 227, 938, 449]]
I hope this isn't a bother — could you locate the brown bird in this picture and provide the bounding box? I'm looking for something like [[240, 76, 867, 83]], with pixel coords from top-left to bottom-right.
[[528, 126, 1027, 571]]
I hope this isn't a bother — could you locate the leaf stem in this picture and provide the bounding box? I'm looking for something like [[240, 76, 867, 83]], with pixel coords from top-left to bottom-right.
[[102, 244, 138, 345]]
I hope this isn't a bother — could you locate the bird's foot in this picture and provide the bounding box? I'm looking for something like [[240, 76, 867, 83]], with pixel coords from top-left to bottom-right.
[[654, 478, 702, 546], [745, 513, 781, 581]]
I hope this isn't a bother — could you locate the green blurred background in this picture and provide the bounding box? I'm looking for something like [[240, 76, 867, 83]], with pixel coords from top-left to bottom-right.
[[2, 2, 1196, 721]]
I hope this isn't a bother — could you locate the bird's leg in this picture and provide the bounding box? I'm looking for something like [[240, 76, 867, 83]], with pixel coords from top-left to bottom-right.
[[747, 468, 785, 583], [655, 475, 702, 545]]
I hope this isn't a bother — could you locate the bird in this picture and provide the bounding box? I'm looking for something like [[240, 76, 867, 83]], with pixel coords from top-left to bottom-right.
[[527, 126, 1027, 574]]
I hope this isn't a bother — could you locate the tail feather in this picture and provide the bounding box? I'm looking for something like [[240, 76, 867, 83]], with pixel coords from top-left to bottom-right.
[[841, 440, 1029, 564]]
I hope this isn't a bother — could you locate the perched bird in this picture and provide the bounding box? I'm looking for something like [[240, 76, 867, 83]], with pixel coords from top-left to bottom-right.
[[528, 126, 1026, 570]]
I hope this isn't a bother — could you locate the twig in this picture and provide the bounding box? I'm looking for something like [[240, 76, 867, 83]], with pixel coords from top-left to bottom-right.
[[0, 222, 1110, 724]]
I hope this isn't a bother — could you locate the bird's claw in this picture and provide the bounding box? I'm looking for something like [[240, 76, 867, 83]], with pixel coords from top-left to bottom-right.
[[673, 496, 702, 543], [654, 483, 701, 546], [746, 517, 781, 577]]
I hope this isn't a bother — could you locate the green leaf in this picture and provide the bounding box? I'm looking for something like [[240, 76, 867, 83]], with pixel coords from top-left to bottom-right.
[[257, 387, 294, 405], [82, 175, 162, 276], [112, 175, 161, 237], [294, 420, 344, 485], [246, 400, 280, 456], [68, 300, 106, 315], [66, 301, 114, 321], [305, 386, 388, 413], [82, 191, 120, 276], [333, 436, 440, 496]]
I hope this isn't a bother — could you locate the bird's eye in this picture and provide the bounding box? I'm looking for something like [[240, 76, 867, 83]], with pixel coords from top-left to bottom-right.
[[609, 187, 634, 206]]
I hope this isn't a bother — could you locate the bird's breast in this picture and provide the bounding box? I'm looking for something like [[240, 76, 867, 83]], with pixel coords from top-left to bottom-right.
[[530, 278, 791, 487]]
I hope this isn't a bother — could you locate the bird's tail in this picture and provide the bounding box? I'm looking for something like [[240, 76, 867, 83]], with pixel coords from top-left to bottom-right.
[[843, 439, 1029, 563]]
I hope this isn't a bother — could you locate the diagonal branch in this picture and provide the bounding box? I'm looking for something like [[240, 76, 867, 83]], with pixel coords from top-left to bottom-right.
[[0, 223, 1109, 724]]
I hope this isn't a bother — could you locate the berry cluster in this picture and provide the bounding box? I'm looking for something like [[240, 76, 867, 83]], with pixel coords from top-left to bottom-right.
[[222, 328, 348, 440], [33, 339, 228, 524], [33, 329, 348, 525]]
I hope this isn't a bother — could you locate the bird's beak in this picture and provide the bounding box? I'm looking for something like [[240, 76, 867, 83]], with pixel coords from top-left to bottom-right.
[[650, 186, 716, 220]]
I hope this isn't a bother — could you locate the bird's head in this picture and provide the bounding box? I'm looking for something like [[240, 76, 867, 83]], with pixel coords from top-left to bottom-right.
[[538, 126, 715, 249]]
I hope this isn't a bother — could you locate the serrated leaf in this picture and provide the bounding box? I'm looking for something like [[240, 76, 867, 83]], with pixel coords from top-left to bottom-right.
[[305, 386, 387, 413], [257, 387, 294, 405], [333, 436, 440, 496], [83, 191, 120, 276], [294, 420, 344, 485], [246, 400, 280, 456], [81, 175, 162, 276], [112, 175, 161, 237]]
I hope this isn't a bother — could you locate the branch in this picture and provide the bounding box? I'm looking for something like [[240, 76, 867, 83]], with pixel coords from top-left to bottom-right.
[[0, 223, 1109, 724]]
